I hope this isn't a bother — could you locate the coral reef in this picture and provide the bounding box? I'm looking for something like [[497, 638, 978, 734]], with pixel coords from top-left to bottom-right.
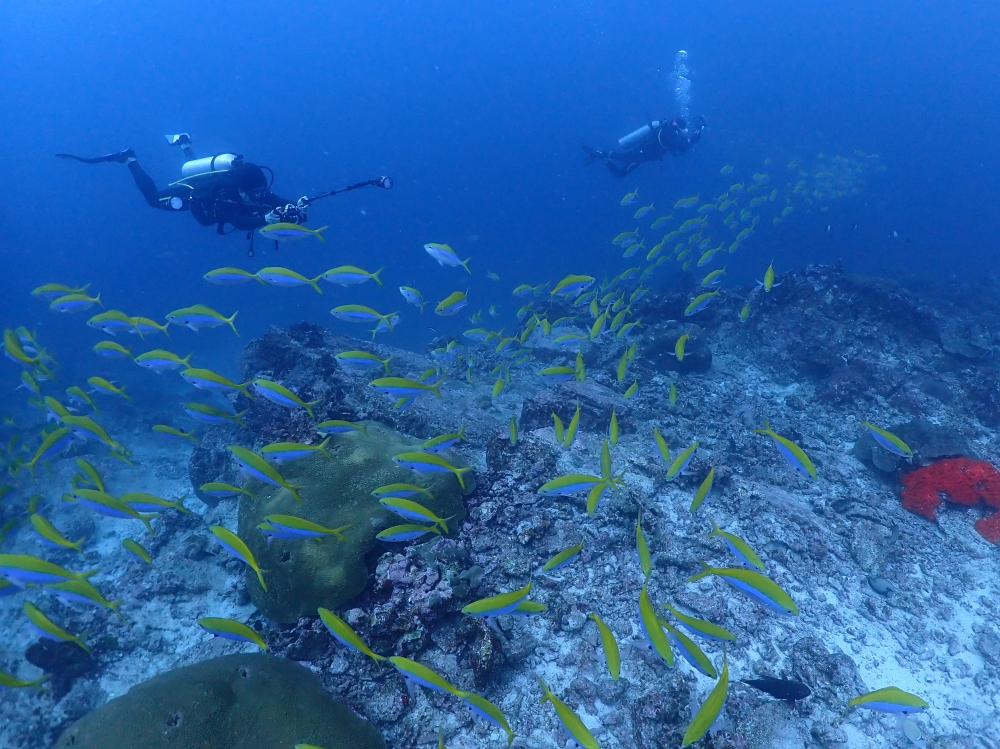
[[52, 654, 384, 749], [900, 457, 1000, 542], [238, 422, 468, 623]]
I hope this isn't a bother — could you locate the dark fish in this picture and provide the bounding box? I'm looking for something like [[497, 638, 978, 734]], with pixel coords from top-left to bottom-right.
[[742, 677, 811, 702]]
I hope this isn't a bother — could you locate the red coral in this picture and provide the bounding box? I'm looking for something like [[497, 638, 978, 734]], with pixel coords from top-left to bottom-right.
[[900, 457, 1000, 543]]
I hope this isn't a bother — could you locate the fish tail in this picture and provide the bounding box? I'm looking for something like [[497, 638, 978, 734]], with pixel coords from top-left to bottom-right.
[[430, 380, 443, 399], [140, 516, 154, 535], [290, 485, 305, 504], [309, 277, 323, 294], [454, 466, 473, 490], [175, 496, 193, 514], [235, 409, 248, 428], [110, 600, 126, 621], [537, 677, 553, 703], [685, 560, 715, 583], [227, 311, 239, 336], [318, 436, 332, 459], [382, 356, 393, 375], [373, 267, 384, 286], [72, 536, 87, 551], [182, 353, 193, 366], [461, 257, 472, 274], [95, 293, 103, 308], [122, 386, 132, 402], [313, 226, 329, 243], [255, 567, 268, 591], [306, 399, 322, 419], [237, 382, 254, 399], [751, 418, 772, 435], [74, 636, 93, 654], [707, 518, 721, 537]]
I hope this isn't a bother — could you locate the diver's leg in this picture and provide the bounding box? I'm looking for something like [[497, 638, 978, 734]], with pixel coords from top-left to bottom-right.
[[125, 156, 164, 208]]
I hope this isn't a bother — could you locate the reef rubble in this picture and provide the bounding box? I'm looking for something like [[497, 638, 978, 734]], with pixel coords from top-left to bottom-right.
[[2, 264, 1000, 749]]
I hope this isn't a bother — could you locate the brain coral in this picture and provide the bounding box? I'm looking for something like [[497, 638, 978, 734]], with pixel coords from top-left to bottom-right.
[[238, 421, 470, 622], [52, 654, 384, 749], [900, 456, 1000, 543]]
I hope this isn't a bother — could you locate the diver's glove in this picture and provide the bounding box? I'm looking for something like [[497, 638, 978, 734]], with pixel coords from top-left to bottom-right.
[[265, 203, 306, 224]]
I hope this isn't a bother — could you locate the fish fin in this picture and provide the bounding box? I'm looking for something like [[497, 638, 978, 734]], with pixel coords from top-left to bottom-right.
[[373, 267, 384, 286], [685, 560, 714, 583], [226, 311, 239, 336], [318, 436, 332, 459], [382, 356, 393, 375], [306, 399, 322, 419], [309, 277, 323, 294], [707, 517, 721, 537], [537, 677, 553, 703], [461, 257, 472, 274], [313, 226, 328, 243]]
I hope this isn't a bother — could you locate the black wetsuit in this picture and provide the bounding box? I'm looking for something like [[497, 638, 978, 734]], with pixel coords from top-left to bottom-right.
[[126, 158, 294, 233], [583, 116, 705, 178]]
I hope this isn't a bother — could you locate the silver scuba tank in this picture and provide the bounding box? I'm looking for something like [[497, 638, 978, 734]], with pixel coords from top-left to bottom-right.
[[618, 121, 660, 151], [181, 154, 241, 178]]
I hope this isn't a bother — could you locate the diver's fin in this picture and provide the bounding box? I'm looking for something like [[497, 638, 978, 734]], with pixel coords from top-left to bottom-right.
[[56, 150, 134, 164]]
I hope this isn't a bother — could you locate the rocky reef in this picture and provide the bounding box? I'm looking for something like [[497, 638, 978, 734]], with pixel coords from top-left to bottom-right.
[[3, 264, 1000, 749]]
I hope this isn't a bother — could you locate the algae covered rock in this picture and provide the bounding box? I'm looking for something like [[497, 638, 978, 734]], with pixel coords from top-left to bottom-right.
[[239, 421, 470, 622], [53, 654, 384, 749]]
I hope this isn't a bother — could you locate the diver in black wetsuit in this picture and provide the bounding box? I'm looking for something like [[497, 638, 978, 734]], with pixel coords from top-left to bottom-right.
[[583, 115, 706, 179], [57, 134, 308, 234]]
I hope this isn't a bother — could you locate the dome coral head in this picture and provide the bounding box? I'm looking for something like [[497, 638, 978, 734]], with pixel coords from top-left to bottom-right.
[[900, 457, 1000, 543]]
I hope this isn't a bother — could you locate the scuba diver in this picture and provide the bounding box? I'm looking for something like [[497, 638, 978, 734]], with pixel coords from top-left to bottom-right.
[[57, 134, 392, 253], [582, 115, 706, 179]]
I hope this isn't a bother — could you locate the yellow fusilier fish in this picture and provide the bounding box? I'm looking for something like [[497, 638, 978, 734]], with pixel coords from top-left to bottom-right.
[[228, 445, 304, 503], [639, 585, 674, 665], [209, 525, 268, 591], [24, 601, 90, 653], [0, 669, 47, 689], [197, 617, 268, 651], [122, 539, 152, 563], [318, 607, 386, 661], [424, 243, 472, 273], [682, 652, 729, 747], [690, 466, 715, 512], [50, 292, 102, 313], [258, 223, 328, 243], [686, 561, 799, 615], [845, 686, 928, 715], [203, 267, 264, 285], [152, 425, 199, 444], [620, 187, 639, 205], [256, 267, 323, 293], [32, 282, 90, 300], [462, 580, 532, 617], [762, 261, 776, 291], [4, 328, 41, 365], [752, 419, 816, 479], [29, 514, 85, 553], [320, 265, 384, 286], [87, 376, 131, 401], [46, 578, 124, 619], [675, 333, 689, 361], [165, 304, 239, 335], [636, 510, 652, 580], [537, 678, 600, 749], [624, 381, 638, 399], [180, 368, 252, 398], [435, 290, 469, 316], [588, 613, 621, 680]]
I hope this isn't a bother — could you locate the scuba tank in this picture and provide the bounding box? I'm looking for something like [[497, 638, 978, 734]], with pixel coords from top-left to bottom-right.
[[181, 154, 242, 178], [618, 122, 660, 151]]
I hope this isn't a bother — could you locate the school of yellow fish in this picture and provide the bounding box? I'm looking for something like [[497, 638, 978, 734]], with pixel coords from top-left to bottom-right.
[[0, 149, 927, 749]]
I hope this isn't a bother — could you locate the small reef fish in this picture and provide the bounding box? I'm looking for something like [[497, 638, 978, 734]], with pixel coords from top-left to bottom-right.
[[690, 466, 715, 512], [29, 513, 85, 553], [675, 333, 689, 361], [551, 274, 596, 298], [184, 403, 246, 426], [321, 265, 383, 286], [130, 317, 170, 337], [674, 196, 699, 209], [742, 677, 811, 702], [87, 377, 130, 401], [720, 164, 734, 174], [120, 492, 190, 515], [650, 215, 672, 229], [22, 428, 76, 476], [197, 617, 267, 651], [260, 439, 332, 464], [752, 419, 816, 479], [461, 580, 532, 617], [392, 452, 472, 489], [257, 222, 327, 242], [424, 243, 471, 273], [389, 656, 459, 694], [684, 291, 719, 316], [209, 525, 268, 590], [256, 267, 322, 293], [639, 584, 674, 665], [708, 519, 764, 570], [422, 425, 467, 453], [45, 578, 122, 619], [376, 523, 442, 542], [165, 304, 239, 335], [371, 483, 433, 499], [589, 613, 621, 680], [87, 310, 138, 336], [399, 286, 427, 311], [24, 601, 90, 653], [0, 669, 46, 689], [259, 514, 348, 541], [537, 473, 606, 497], [69, 489, 154, 534], [509, 416, 518, 444], [134, 349, 191, 373], [50, 293, 102, 313], [315, 420, 368, 436], [331, 305, 397, 329], [861, 421, 913, 458], [537, 678, 600, 749], [199, 482, 253, 499], [687, 561, 799, 615], [636, 511, 652, 580], [228, 445, 303, 503], [253, 379, 321, 417], [93, 340, 133, 359], [666, 441, 699, 480], [662, 603, 735, 642], [620, 188, 639, 205], [122, 539, 153, 563], [762, 262, 776, 291], [317, 608, 385, 661], [662, 619, 717, 678], [682, 652, 729, 747], [203, 267, 263, 285], [634, 203, 654, 218], [0, 554, 98, 586], [542, 538, 584, 571], [151, 425, 199, 444], [435, 291, 469, 316], [369, 377, 442, 398], [180, 368, 252, 397], [32, 282, 90, 300], [847, 687, 928, 715], [455, 691, 515, 746], [379, 498, 451, 533], [335, 350, 393, 374]]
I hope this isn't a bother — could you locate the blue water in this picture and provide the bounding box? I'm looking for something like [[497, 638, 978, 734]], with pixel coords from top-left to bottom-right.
[[3, 0, 999, 387]]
